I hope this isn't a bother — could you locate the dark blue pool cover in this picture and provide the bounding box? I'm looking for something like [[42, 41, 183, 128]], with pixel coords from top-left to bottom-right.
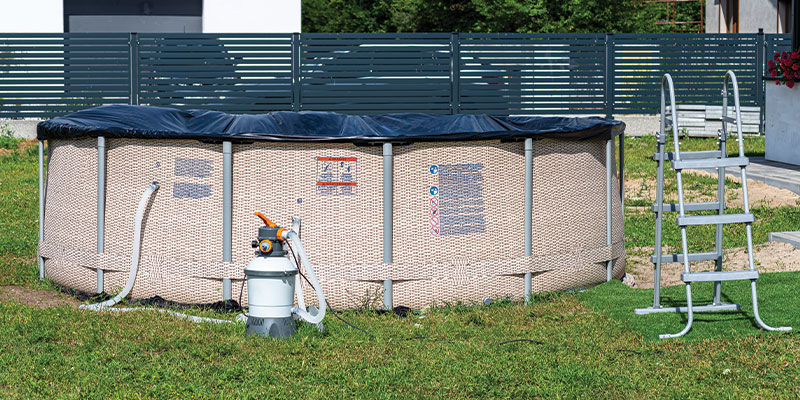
[[38, 105, 625, 143]]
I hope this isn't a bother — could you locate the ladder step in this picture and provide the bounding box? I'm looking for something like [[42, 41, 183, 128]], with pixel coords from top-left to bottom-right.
[[672, 157, 749, 170], [676, 213, 753, 226], [720, 116, 737, 124], [652, 150, 722, 161], [650, 251, 719, 263], [682, 270, 759, 283], [652, 201, 725, 212]]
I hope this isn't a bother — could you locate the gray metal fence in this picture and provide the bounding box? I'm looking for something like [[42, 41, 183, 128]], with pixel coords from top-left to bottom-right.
[[0, 32, 793, 118]]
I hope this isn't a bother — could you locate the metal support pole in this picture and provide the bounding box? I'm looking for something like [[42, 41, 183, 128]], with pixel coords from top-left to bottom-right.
[[604, 33, 614, 120], [524, 138, 533, 303], [38, 140, 45, 280], [383, 143, 393, 310], [756, 28, 765, 135], [619, 134, 625, 221], [714, 132, 727, 306], [450, 32, 460, 115], [291, 32, 301, 112], [128, 32, 139, 105], [96, 136, 106, 293], [606, 139, 613, 282], [222, 141, 233, 301], [606, 32, 624, 222]]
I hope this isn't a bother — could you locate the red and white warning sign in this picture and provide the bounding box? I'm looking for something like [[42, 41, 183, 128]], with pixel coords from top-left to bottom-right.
[[316, 156, 357, 196], [430, 198, 438, 207], [430, 226, 440, 235]]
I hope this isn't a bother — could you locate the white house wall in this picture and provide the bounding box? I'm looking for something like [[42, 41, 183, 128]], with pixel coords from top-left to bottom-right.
[[0, 0, 63, 33], [202, 0, 301, 33]]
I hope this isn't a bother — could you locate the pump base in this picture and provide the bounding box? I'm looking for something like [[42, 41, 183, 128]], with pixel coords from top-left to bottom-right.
[[245, 316, 296, 338]]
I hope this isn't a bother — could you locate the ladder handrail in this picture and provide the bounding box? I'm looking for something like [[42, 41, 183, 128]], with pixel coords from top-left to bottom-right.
[[660, 73, 679, 147], [661, 74, 682, 159], [722, 71, 746, 158]]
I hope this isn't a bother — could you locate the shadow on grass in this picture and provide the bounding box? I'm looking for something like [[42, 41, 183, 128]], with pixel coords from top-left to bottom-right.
[[577, 271, 799, 340]]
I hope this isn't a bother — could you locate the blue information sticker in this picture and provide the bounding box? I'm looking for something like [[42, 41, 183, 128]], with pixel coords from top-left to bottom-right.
[[429, 186, 439, 196], [429, 165, 439, 175]]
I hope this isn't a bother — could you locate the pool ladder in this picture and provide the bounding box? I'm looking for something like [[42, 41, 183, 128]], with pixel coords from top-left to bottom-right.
[[634, 72, 791, 338]]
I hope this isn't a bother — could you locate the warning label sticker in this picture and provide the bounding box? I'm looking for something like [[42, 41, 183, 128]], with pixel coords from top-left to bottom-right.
[[427, 163, 486, 236], [316, 157, 357, 195]]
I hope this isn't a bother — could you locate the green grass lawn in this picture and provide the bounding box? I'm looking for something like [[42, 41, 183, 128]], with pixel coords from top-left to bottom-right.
[[1, 138, 799, 399]]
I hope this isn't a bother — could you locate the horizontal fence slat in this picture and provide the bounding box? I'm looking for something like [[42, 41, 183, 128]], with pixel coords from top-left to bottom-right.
[[0, 32, 787, 118]]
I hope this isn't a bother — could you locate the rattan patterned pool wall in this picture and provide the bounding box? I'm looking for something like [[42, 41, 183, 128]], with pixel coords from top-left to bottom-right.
[[39, 137, 624, 308]]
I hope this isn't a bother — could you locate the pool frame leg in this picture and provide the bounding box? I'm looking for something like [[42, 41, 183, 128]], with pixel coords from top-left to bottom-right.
[[383, 143, 393, 310], [524, 138, 533, 303], [96, 136, 106, 293], [222, 141, 233, 301], [38, 140, 45, 280], [605, 139, 613, 281]]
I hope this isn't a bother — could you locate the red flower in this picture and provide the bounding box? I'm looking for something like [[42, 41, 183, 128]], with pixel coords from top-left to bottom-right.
[[782, 51, 788, 59], [768, 59, 777, 68], [771, 70, 778, 77], [793, 64, 799, 71], [787, 80, 795, 88], [792, 52, 800, 60]]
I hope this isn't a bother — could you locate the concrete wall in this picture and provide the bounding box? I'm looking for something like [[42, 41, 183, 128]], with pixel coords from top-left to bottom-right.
[[0, 1, 63, 33], [202, 0, 301, 33], [1, 120, 43, 140], [765, 83, 800, 165]]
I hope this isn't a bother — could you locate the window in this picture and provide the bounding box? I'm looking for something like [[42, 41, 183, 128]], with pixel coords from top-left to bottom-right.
[[721, 0, 739, 33]]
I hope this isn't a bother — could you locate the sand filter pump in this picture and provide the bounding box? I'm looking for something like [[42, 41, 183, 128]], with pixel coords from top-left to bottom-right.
[[244, 212, 327, 338]]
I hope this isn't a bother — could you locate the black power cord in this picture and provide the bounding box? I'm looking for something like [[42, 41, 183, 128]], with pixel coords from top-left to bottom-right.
[[281, 236, 546, 347], [285, 238, 372, 336]]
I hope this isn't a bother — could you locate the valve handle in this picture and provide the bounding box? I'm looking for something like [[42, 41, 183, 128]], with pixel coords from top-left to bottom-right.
[[254, 211, 277, 228]]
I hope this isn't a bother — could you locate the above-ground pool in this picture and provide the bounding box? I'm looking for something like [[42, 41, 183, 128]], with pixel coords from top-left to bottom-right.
[[37, 105, 625, 309]]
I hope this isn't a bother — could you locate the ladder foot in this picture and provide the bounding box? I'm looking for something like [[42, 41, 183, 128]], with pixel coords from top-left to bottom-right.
[[635, 303, 740, 314], [658, 322, 693, 339], [658, 283, 694, 339], [754, 318, 792, 332]]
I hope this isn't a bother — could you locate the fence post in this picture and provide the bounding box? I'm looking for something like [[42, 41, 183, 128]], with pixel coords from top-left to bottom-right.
[[605, 33, 614, 119], [128, 32, 139, 105], [756, 29, 765, 134], [292, 32, 301, 112], [605, 33, 624, 223], [450, 32, 460, 114]]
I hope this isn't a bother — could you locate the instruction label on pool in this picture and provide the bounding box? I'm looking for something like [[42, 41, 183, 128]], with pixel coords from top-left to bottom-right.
[[316, 157, 358, 195], [428, 163, 486, 236]]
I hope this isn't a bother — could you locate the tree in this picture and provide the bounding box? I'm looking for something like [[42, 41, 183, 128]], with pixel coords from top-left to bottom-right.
[[302, 0, 680, 33]]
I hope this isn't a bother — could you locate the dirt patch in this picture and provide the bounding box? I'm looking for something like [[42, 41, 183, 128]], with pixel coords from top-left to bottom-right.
[[0, 285, 80, 308], [0, 139, 37, 156], [692, 170, 800, 208], [625, 242, 800, 289], [626, 171, 800, 210], [626, 174, 723, 207]]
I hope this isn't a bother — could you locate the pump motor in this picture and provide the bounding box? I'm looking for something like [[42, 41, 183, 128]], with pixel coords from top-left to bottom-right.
[[244, 212, 326, 338]]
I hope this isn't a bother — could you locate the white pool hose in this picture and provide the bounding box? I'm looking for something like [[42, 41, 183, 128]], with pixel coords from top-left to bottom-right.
[[81, 182, 160, 311], [79, 182, 236, 325], [95, 307, 234, 324], [286, 230, 327, 324]]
